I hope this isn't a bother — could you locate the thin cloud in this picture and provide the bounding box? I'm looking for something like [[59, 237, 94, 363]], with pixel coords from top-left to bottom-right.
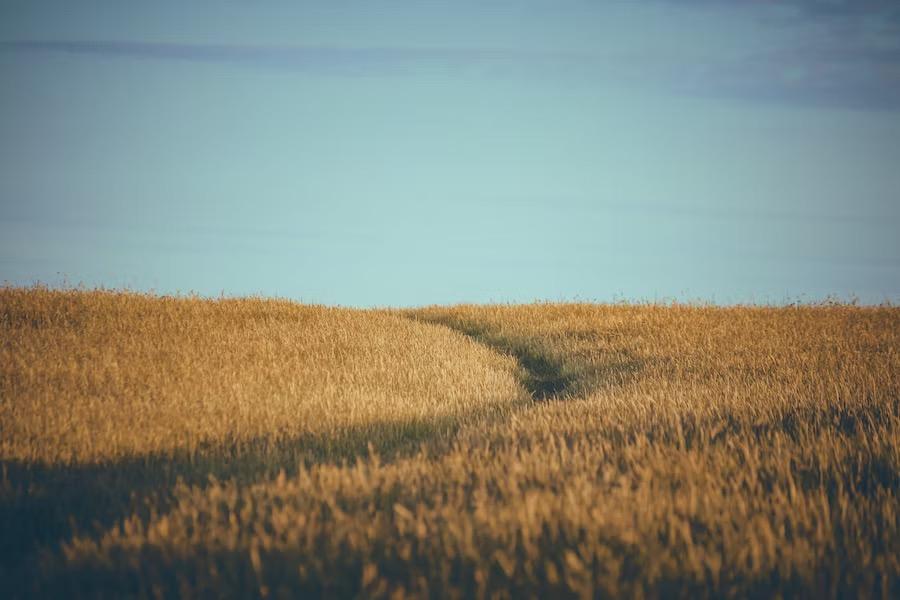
[[790, 0, 900, 21], [651, 0, 900, 109], [0, 40, 575, 77], [657, 0, 900, 21], [3, 31, 900, 110], [679, 42, 900, 110]]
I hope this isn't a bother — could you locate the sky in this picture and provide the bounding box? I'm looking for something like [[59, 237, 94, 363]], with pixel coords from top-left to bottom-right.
[[1, 0, 899, 306]]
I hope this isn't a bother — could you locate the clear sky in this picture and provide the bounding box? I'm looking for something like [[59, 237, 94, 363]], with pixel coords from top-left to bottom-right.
[[1, 1, 899, 306]]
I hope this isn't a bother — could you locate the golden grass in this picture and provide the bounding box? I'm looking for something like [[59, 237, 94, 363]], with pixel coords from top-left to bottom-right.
[[1, 287, 525, 465], [2, 288, 898, 598]]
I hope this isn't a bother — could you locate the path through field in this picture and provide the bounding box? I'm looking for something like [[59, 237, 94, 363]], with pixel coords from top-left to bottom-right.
[[408, 313, 574, 401]]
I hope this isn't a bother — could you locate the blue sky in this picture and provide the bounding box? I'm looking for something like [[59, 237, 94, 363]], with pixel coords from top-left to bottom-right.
[[1, 1, 899, 306]]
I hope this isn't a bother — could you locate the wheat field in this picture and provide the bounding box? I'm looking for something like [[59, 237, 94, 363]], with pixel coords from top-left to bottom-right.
[[1, 286, 898, 598]]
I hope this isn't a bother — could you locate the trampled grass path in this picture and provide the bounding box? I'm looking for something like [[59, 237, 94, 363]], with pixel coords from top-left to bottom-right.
[[404, 312, 575, 401]]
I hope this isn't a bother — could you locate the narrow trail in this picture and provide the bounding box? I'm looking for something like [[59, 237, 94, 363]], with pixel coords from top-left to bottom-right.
[[407, 315, 574, 401]]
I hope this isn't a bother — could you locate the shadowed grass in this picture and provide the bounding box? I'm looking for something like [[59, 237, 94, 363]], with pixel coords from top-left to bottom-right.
[[1, 410, 511, 595]]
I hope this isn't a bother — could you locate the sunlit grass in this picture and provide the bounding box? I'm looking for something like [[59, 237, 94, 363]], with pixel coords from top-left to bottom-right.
[[2, 287, 898, 597]]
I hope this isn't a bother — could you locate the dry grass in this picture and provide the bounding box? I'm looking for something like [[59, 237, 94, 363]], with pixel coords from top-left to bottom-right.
[[1, 287, 524, 465], [2, 287, 898, 598]]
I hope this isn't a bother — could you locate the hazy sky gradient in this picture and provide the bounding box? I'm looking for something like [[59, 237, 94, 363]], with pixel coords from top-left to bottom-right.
[[2, 1, 899, 305]]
